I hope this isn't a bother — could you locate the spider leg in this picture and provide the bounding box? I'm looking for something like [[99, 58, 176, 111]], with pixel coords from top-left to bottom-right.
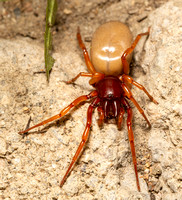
[[122, 98, 140, 192], [60, 97, 100, 187], [121, 74, 158, 104], [65, 71, 105, 85], [18, 90, 98, 134], [117, 106, 125, 130], [65, 72, 93, 84], [121, 28, 150, 75], [121, 83, 151, 128], [77, 27, 96, 74]]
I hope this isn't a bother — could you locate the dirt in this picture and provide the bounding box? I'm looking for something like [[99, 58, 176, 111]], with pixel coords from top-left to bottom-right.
[[0, 0, 167, 42], [0, 0, 181, 200]]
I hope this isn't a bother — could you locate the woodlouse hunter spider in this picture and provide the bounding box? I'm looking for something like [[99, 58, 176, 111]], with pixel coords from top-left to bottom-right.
[[19, 21, 158, 192]]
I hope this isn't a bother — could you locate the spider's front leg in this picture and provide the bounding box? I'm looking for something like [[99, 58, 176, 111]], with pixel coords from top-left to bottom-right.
[[18, 90, 98, 134], [122, 98, 141, 192], [60, 97, 100, 187]]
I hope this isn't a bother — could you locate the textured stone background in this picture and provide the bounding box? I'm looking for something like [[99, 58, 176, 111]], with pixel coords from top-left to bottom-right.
[[0, 0, 181, 199]]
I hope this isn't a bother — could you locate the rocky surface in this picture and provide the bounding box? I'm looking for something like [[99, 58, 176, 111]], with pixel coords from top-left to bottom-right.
[[0, 0, 181, 199]]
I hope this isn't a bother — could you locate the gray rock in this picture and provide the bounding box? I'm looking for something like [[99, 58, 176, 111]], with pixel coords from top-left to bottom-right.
[[0, 0, 181, 199]]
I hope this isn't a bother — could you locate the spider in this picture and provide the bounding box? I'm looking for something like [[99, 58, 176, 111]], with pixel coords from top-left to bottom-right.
[[19, 21, 158, 192]]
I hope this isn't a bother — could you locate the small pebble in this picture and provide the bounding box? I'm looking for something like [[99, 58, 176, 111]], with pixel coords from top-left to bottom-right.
[[150, 164, 162, 177], [63, 8, 72, 15]]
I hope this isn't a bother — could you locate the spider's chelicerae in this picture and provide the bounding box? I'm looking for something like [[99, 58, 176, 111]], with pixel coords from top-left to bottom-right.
[[19, 21, 158, 191]]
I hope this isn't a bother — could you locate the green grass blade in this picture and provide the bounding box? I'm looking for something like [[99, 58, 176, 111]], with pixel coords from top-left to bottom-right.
[[44, 0, 58, 82]]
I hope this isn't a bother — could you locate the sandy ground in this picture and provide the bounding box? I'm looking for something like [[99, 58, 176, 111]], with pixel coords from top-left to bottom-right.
[[0, 0, 181, 199]]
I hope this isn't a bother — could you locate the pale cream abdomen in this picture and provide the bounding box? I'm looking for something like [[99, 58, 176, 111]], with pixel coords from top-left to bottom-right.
[[90, 21, 133, 75]]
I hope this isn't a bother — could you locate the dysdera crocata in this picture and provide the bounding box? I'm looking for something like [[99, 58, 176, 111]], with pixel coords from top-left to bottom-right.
[[19, 21, 158, 191]]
